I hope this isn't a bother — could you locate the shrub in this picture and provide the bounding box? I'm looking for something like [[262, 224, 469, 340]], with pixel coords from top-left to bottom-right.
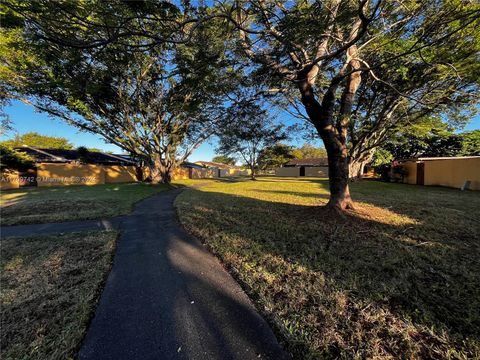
[[375, 164, 392, 182], [0, 144, 34, 170]]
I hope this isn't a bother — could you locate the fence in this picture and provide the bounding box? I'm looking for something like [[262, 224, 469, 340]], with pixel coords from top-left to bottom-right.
[[218, 168, 251, 177], [0, 163, 218, 190], [399, 157, 480, 190]]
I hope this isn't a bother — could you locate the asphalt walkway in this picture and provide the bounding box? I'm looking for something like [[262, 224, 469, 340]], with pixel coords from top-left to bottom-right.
[[3, 187, 289, 359]]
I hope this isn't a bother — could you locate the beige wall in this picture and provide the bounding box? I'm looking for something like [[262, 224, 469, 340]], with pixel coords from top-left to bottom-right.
[[142, 166, 192, 181], [172, 167, 190, 180], [191, 168, 216, 179], [37, 164, 105, 187], [1, 163, 222, 189], [275, 167, 300, 177], [400, 161, 417, 185], [304, 166, 329, 177], [105, 166, 138, 183], [0, 170, 20, 190], [216, 168, 251, 177], [423, 158, 480, 190], [228, 168, 250, 176]]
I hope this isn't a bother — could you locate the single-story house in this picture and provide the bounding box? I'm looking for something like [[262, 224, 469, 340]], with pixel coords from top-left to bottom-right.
[[195, 161, 250, 177], [276, 158, 329, 177], [195, 161, 236, 169], [398, 156, 480, 190], [283, 158, 329, 168], [14, 146, 135, 165]]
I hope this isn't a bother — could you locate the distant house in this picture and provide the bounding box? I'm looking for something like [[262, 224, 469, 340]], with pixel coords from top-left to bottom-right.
[[182, 162, 206, 170], [14, 146, 135, 166], [284, 158, 328, 167], [398, 156, 480, 190], [195, 161, 237, 169], [194, 161, 250, 177], [277, 158, 329, 177]]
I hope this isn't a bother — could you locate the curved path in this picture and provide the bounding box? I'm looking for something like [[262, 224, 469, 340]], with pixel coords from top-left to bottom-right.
[[1, 188, 289, 359]]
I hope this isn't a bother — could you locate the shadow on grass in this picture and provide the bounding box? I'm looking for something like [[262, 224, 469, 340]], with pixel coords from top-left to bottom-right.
[[0, 183, 170, 226], [177, 185, 480, 358]]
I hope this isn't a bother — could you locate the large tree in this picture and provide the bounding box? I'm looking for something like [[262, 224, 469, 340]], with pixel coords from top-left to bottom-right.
[[1, 1, 235, 183], [257, 143, 294, 169], [217, 100, 287, 179], [3, 1, 479, 194], [291, 143, 327, 160], [461, 130, 480, 156], [344, 23, 480, 177], [217, 0, 480, 210], [379, 123, 480, 160], [211, 155, 237, 165]]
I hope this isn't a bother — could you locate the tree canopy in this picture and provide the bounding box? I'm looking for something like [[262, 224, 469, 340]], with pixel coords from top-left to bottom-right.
[[216, 100, 287, 179], [291, 144, 327, 160], [0, 144, 33, 170], [211, 155, 237, 165], [257, 143, 294, 170], [381, 126, 480, 160], [218, 0, 480, 208], [1, 132, 74, 149], [0, 0, 479, 199], [1, 1, 237, 183]]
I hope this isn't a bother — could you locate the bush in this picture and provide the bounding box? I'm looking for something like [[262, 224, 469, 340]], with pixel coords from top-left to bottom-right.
[[375, 164, 392, 182], [0, 145, 34, 170], [391, 165, 408, 182], [374, 164, 409, 183]]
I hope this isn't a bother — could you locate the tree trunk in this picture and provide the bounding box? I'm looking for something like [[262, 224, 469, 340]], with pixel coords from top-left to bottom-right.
[[324, 142, 355, 210], [250, 165, 256, 180], [348, 159, 365, 180], [348, 148, 376, 180], [297, 76, 357, 210], [149, 155, 171, 184]]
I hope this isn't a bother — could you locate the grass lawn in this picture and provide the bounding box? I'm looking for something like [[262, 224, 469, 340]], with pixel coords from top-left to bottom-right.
[[0, 183, 171, 225], [1, 231, 117, 360], [175, 177, 480, 359]]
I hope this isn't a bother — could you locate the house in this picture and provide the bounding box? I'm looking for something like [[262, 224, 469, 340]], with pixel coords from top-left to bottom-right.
[[276, 158, 329, 177], [195, 161, 250, 177], [283, 158, 329, 167], [398, 156, 480, 190], [14, 146, 135, 165]]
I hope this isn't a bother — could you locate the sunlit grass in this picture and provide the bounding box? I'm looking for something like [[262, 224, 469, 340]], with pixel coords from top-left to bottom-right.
[[0, 183, 170, 225], [1, 231, 117, 360], [176, 177, 480, 359]]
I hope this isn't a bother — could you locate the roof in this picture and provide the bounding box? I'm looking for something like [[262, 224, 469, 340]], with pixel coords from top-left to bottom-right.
[[285, 158, 329, 167], [14, 146, 136, 165], [417, 156, 480, 161], [400, 156, 480, 162], [181, 162, 205, 169], [195, 161, 239, 169]]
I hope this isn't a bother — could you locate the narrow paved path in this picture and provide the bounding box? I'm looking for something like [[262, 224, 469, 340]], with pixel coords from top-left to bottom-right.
[[0, 217, 122, 237], [75, 188, 289, 360]]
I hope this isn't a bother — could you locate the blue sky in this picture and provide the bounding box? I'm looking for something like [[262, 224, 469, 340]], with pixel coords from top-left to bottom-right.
[[2, 100, 479, 162]]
